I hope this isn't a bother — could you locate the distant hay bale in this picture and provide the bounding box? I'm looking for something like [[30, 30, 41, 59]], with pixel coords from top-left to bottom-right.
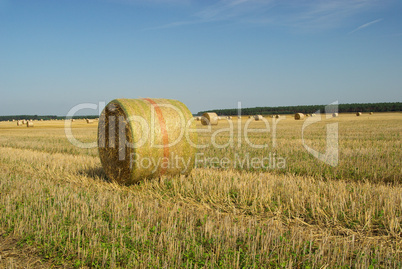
[[194, 116, 201, 121], [294, 113, 305, 120], [201, 112, 218, 126], [248, 116, 253, 119], [332, 113, 338, 117], [12, 119, 15, 122], [22, 120, 26, 124], [275, 115, 280, 119], [237, 116, 241, 119], [254, 115, 263, 121], [98, 98, 197, 184], [87, 119, 94, 124], [369, 112, 373, 115], [227, 116, 232, 120], [218, 116, 224, 120], [71, 119, 75, 122], [311, 113, 316, 117], [40, 119, 43, 121], [26, 121, 34, 127], [356, 112, 362, 116], [17, 120, 22, 126]]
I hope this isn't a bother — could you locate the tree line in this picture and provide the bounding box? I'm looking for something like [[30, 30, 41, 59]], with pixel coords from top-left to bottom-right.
[[0, 115, 99, 122], [197, 102, 402, 116]]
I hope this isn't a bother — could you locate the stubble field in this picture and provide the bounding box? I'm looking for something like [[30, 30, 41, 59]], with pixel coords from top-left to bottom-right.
[[0, 113, 401, 268]]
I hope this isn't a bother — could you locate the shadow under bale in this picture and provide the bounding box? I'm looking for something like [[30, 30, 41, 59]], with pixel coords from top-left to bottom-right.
[[78, 167, 109, 182]]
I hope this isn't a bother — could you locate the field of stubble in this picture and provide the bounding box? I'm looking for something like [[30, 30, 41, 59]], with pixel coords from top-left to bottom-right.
[[0, 113, 401, 268]]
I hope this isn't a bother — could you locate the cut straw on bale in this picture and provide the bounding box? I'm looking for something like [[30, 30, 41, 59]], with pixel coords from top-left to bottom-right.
[[201, 112, 218, 126], [26, 121, 34, 127], [294, 113, 305, 120], [254, 115, 263, 121], [98, 98, 197, 184], [356, 112, 362, 116]]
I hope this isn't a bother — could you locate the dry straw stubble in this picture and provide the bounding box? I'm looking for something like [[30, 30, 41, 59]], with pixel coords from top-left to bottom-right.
[[98, 98, 197, 184]]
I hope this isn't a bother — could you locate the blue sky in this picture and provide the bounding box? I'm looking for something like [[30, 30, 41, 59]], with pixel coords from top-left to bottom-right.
[[0, 0, 401, 115]]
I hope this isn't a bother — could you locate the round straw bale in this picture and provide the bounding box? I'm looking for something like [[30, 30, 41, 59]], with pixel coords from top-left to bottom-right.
[[311, 113, 316, 117], [201, 112, 218, 126], [237, 116, 241, 119], [17, 120, 22, 126], [218, 116, 224, 120], [332, 113, 338, 117], [369, 112, 373, 115], [227, 116, 232, 120], [254, 115, 263, 121], [26, 121, 34, 127], [87, 119, 94, 124], [356, 112, 362, 116], [294, 113, 305, 120], [98, 98, 197, 184]]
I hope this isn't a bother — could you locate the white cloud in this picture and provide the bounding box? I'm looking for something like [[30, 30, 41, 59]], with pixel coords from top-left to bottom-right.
[[349, 18, 383, 34], [103, 0, 192, 7], [194, 0, 274, 22], [143, 0, 387, 31]]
